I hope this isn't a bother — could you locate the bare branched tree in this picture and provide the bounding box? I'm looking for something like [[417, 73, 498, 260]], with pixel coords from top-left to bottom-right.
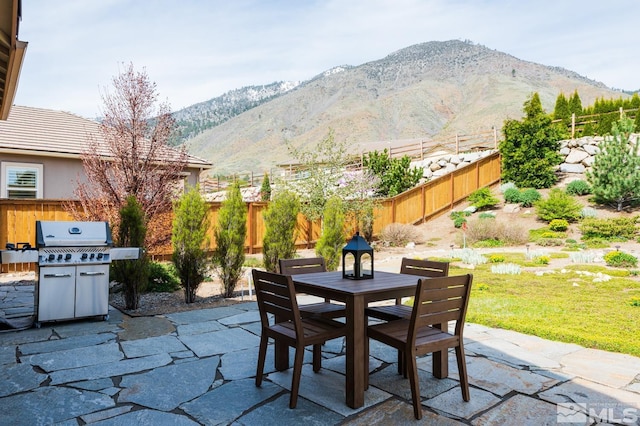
[[67, 63, 188, 250]]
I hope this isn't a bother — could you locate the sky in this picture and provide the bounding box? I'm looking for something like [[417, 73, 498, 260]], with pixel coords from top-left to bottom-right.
[[13, 0, 640, 119]]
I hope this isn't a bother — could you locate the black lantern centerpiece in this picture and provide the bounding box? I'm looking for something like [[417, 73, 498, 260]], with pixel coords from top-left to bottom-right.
[[342, 232, 374, 280]]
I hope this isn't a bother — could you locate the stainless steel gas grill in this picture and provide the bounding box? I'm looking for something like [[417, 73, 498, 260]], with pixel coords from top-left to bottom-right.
[[34, 220, 140, 326]]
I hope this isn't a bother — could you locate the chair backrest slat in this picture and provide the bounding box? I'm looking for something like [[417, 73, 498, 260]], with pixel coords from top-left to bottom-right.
[[409, 274, 473, 342], [279, 257, 327, 275], [401, 258, 449, 278], [252, 269, 302, 333]]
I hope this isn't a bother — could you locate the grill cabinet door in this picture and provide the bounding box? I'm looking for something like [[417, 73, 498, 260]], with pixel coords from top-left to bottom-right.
[[38, 266, 76, 321], [75, 264, 110, 318]]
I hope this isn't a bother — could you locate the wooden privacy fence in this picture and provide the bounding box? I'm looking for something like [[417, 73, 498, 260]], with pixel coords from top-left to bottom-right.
[[0, 152, 500, 272]]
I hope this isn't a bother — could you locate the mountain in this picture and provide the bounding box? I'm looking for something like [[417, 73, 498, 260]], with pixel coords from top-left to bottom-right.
[[170, 81, 300, 145], [181, 40, 628, 175]]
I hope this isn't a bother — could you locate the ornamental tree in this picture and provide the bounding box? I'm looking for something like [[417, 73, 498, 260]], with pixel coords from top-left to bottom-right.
[[362, 149, 422, 197], [500, 92, 567, 188], [586, 116, 640, 211], [68, 63, 188, 251]]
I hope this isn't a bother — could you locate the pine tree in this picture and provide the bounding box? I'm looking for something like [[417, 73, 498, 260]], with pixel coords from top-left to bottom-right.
[[553, 92, 570, 120], [112, 196, 149, 310], [262, 190, 300, 273], [568, 90, 583, 116], [500, 93, 567, 188], [172, 185, 210, 303], [212, 182, 247, 298], [260, 172, 271, 201], [315, 196, 346, 271], [586, 116, 640, 211]]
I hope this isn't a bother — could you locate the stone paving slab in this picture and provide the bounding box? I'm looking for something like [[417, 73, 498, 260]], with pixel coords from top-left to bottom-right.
[[1, 386, 115, 426], [426, 386, 502, 420], [560, 348, 640, 388], [22, 341, 123, 372], [0, 362, 48, 397], [117, 316, 175, 340], [19, 332, 116, 355], [539, 377, 640, 424], [91, 409, 199, 426], [176, 318, 227, 336], [234, 393, 345, 425], [49, 352, 173, 385], [0, 344, 15, 365], [470, 393, 561, 426], [181, 378, 283, 425], [120, 334, 188, 358], [119, 357, 219, 411], [178, 327, 260, 357], [343, 398, 465, 425], [368, 363, 458, 401], [465, 338, 560, 369], [218, 310, 261, 326], [267, 364, 392, 417], [165, 306, 247, 324], [52, 320, 122, 338]]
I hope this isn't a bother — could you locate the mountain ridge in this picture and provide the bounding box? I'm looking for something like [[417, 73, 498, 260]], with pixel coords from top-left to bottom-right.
[[177, 40, 627, 175]]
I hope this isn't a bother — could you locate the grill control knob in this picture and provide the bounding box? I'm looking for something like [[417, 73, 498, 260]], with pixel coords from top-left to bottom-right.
[[90, 253, 95, 260], [97, 253, 104, 260], [57, 254, 63, 261], [48, 254, 55, 261], [65, 254, 72, 261], [81, 253, 88, 260]]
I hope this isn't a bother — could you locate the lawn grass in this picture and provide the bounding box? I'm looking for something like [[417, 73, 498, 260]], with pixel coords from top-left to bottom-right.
[[453, 264, 640, 357]]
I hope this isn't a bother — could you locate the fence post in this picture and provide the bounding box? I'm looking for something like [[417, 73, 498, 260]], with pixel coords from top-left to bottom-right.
[[620, 107, 624, 118], [420, 140, 424, 161], [571, 113, 575, 139], [455, 133, 460, 155], [247, 202, 254, 254], [493, 126, 497, 149]]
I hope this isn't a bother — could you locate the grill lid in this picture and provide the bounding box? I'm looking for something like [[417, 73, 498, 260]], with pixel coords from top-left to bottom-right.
[[36, 221, 113, 247]]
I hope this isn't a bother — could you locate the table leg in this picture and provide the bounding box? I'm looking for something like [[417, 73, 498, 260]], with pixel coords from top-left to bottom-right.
[[345, 295, 365, 408], [432, 321, 449, 378]]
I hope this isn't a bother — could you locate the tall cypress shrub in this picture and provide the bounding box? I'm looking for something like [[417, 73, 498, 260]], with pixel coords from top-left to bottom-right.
[[315, 196, 346, 271], [172, 185, 210, 303], [262, 190, 300, 273], [113, 196, 149, 310], [212, 182, 247, 298]]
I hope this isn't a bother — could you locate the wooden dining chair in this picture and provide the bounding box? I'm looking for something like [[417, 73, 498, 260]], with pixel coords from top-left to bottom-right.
[[365, 258, 450, 321], [279, 257, 346, 319], [252, 269, 346, 409], [366, 274, 473, 420]]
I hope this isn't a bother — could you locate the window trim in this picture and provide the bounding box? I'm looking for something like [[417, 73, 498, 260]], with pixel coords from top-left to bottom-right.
[[1, 162, 44, 199]]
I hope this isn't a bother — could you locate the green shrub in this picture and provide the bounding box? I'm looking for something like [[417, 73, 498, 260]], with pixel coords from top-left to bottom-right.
[[603, 251, 638, 268], [503, 187, 521, 204], [450, 211, 471, 228], [579, 217, 638, 240], [489, 254, 505, 263], [628, 296, 640, 307], [566, 179, 591, 196], [474, 239, 504, 248], [262, 190, 300, 273], [535, 189, 582, 222], [147, 262, 181, 293], [583, 237, 610, 249], [519, 188, 542, 207], [476, 283, 490, 291], [463, 217, 528, 246], [315, 196, 346, 270], [536, 238, 564, 247], [467, 187, 499, 210], [213, 182, 247, 298], [478, 212, 496, 219], [581, 207, 598, 218], [535, 256, 550, 265], [499, 182, 517, 193], [549, 219, 569, 232]]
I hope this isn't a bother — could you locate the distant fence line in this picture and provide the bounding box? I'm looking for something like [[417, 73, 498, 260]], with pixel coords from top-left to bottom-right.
[[200, 127, 499, 192], [0, 152, 501, 273], [552, 107, 639, 139]]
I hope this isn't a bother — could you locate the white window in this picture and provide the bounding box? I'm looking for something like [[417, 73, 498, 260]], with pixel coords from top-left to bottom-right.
[[1, 162, 43, 199]]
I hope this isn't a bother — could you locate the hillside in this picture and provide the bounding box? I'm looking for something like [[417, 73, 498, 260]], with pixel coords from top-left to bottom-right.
[[181, 40, 628, 175]]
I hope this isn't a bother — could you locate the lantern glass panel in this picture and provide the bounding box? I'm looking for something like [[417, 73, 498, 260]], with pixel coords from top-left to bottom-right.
[[344, 252, 356, 277], [360, 253, 372, 276]]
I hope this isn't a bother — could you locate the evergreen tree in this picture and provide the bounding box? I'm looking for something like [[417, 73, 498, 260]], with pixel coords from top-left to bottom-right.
[[635, 107, 640, 131], [362, 149, 423, 197], [172, 185, 210, 303], [499, 93, 567, 188], [568, 90, 583, 116], [112, 196, 149, 310], [212, 182, 247, 298], [260, 172, 272, 201], [586, 116, 640, 211], [315, 196, 346, 271], [553, 92, 570, 120], [262, 190, 300, 273]]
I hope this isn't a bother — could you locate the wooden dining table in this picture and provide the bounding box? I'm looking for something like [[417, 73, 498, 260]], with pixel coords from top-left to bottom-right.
[[276, 270, 449, 409]]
